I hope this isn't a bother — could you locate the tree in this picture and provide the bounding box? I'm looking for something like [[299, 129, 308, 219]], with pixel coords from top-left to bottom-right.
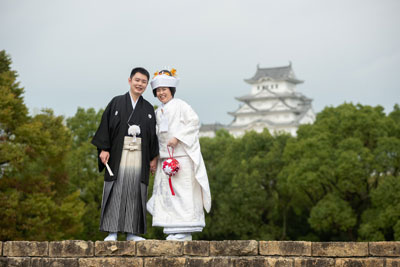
[[66, 107, 105, 241], [358, 105, 400, 240], [0, 50, 84, 241], [282, 103, 398, 241], [199, 129, 293, 240]]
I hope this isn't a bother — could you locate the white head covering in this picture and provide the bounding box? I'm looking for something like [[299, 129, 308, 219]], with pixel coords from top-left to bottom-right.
[[150, 69, 180, 90]]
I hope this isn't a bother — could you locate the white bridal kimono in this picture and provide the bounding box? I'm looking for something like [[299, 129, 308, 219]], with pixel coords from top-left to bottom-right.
[[147, 98, 211, 234]]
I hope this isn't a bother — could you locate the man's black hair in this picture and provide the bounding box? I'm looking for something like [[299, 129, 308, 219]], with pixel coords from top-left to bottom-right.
[[130, 67, 150, 81]]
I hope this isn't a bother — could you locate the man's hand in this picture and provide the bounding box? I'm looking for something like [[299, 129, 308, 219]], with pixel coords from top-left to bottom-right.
[[100, 150, 110, 165], [150, 157, 158, 174], [167, 137, 179, 148]]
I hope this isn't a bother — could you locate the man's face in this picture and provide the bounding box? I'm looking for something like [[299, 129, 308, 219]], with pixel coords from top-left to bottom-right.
[[129, 72, 148, 96]]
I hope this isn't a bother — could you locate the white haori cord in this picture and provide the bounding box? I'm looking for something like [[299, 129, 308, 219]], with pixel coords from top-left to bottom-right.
[[128, 124, 141, 142]]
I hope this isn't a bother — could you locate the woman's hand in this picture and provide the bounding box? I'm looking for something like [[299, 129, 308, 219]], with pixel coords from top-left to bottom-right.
[[99, 150, 110, 165], [167, 137, 179, 148], [150, 157, 158, 174]]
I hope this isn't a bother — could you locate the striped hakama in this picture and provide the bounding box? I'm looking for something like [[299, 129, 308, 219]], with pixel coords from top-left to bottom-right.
[[99, 136, 147, 234]]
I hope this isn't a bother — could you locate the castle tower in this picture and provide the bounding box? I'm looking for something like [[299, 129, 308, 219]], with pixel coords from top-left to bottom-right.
[[199, 63, 316, 137]]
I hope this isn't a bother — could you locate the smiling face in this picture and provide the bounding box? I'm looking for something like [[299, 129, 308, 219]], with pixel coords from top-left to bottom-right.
[[156, 87, 173, 104], [128, 72, 148, 97]]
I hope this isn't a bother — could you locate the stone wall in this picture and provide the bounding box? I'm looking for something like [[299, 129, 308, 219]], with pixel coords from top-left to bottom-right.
[[1, 240, 400, 266]]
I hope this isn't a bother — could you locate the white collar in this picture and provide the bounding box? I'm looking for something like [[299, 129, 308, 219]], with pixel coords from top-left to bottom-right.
[[161, 98, 175, 109], [129, 91, 139, 110]]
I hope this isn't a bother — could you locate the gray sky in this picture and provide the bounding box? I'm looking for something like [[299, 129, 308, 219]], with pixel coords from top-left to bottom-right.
[[1, 0, 399, 124]]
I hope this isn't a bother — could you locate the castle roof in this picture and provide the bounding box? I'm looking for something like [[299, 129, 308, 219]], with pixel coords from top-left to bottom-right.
[[227, 118, 301, 129], [199, 123, 225, 132], [228, 106, 313, 128], [244, 63, 303, 85], [228, 103, 311, 117], [235, 92, 312, 103]]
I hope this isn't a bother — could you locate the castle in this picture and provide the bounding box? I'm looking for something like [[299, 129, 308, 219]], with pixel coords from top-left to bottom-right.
[[200, 63, 315, 137]]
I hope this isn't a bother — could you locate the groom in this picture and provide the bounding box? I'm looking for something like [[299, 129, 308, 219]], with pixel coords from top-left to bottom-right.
[[92, 67, 159, 241]]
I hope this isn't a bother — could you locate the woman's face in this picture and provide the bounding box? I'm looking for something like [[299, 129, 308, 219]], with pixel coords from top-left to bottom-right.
[[156, 87, 173, 104]]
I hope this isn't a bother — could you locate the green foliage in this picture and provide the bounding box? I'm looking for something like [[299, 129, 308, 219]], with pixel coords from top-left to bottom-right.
[[359, 175, 400, 240], [309, 193, 357, 234], [0, 50, 84, 241], [198, 130, 294, 240], [197, 103, 400, 241], [280, 103, 400, 241], [0, 50, 28, 134], [65, 107, 105, 241]]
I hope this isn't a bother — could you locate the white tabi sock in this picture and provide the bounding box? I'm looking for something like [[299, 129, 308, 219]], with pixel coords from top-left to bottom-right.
[[126, 233, 146, 241], [104, 232, 117, 241], [166, 234, 175, 240], [167, 233, 192, 241]]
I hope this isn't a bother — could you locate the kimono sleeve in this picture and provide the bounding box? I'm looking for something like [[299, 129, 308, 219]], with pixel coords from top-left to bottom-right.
[[174, 102, 200, 148], [149, 107, 159, 160], [91, 101, 112, 172]]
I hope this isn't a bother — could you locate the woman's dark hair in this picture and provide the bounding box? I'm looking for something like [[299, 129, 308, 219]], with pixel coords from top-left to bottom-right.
[[153, 87, 176, 97], [130, 67, 150, 81]]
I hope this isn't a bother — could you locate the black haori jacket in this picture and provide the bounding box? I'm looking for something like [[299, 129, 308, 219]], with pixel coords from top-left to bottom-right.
[[91, 93, 159, 184]]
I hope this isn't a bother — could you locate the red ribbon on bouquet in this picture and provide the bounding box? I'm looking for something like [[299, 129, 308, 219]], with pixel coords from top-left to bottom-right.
[[162, 146, 180, 196]]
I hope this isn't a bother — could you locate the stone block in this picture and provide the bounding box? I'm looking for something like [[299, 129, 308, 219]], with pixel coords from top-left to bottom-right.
[[260, 241, 312, 256], [265, 257, 294, 267], [386, 259, 400, 267], [186, 257, 213, 267], [184, 257, 236, 267], [184, 241, 210, 256], [186, 257, 237, 267], [31, 257, 79, 267], [209, 257, 234, 267], [232, 256, 268, 267], [95, 241, 135, 256], [369, 241, 400, 256], [79, 257, 143, 267], [312, 242, 368, 257], [335, 258, 384, 267], [294, 257, 335, 267], [137, 240, 183, 256], [2, 257, 30, 267], [49, 240, 94, 257], [4, 241, 48, 257], [144, 257, 186, 267], [210, 240, 258, 256]]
